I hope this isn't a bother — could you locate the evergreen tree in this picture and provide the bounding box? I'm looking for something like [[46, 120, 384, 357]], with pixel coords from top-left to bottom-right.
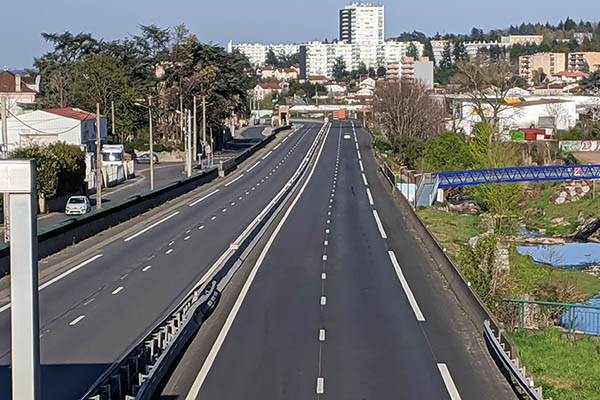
[[406, 42, 419, 59], [422, 40, 435, 65], [440, 42, 454, 70], [453, 40, 468, 62]]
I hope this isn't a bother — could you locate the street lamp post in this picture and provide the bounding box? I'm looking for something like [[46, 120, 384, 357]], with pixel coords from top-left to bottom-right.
[[148, 96, 155, 191], [0, 159, 40, 400]]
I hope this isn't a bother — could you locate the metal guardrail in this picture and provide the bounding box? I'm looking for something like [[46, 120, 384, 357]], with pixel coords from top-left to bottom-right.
[[504, 298, 600, 336], [80, 122, 326, 400], [484, 321, 548, 400]]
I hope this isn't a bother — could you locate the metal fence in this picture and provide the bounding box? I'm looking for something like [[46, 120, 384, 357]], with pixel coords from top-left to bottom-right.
[[503, 298, 600, 336]]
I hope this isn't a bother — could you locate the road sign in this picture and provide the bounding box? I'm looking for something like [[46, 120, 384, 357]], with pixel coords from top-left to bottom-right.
[[574, 167, 583, 177]]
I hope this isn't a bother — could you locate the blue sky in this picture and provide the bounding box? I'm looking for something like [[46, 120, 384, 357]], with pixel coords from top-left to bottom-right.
[[2, 0, 599, 68]]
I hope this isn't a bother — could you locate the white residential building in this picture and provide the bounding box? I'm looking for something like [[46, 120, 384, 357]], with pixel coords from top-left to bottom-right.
[[0, 71, 37, 117], [339, 3, 384, 46], [230, 42, 300, 66], [0, 108, 108, 152]]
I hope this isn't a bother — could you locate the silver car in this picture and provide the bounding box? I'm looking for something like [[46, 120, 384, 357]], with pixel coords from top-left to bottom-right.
[[65, 196, 91, 215]]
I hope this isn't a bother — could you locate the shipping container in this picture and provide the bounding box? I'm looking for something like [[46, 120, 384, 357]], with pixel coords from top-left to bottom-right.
[[332, 110, 346, 120], [510, 131, 525, 141], [525, 132, 537, 141]]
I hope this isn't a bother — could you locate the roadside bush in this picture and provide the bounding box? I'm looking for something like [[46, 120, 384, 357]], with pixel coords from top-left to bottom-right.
[[423, 131, 472, 172], [391, 136, 425, 169]]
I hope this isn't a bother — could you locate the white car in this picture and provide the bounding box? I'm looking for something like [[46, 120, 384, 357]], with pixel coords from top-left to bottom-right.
[[65, 196, 91, 215], [343, 133, 352, 140]]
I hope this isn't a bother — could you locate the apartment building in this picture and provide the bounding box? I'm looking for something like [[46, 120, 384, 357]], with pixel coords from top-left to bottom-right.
[[339, 3, 384, 46], [229, 42, 300, 66], [519, 53, 566, 81], [568, 52, 600, 73], [501, 35, 544, 46]]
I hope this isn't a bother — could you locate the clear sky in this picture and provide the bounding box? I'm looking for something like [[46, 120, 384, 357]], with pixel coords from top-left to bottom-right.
[[2, 0, 599, 69]]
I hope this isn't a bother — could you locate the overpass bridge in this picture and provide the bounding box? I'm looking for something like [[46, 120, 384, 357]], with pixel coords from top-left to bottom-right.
[[416, 165, 600, 206]]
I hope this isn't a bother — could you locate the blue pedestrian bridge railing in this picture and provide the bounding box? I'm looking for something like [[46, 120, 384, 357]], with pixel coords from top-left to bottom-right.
[[435, 165, 600, 188]]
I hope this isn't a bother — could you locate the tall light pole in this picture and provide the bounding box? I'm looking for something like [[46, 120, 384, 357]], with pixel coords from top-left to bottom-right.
[[95, 103, 102, 210], [1, 96, 10, 243], [193, 96, 198, 162], [111, 100, 116, 143], [148, 96, 155, 191], [1, 159, 40, 400], [187, 109, 192, 177]]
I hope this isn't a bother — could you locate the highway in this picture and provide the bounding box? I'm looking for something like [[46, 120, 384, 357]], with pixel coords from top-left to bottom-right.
[[160, 121, 516, 399], [0, 125, 266, 236], [0, 123, 317, 399]]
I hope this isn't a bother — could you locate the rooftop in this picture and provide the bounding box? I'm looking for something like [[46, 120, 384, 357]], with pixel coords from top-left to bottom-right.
[[0, 71, 35, 93], [44, 108, 98, 121]]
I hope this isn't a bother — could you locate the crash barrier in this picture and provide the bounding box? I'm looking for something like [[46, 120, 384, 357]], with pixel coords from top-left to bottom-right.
[[218, 158, 237, 177], [369, 134, 545, 400], [81, 122, 325, 400], [504, 298, 600, 336], [0, 125, 294, 276], [484, 321, 547, 400]]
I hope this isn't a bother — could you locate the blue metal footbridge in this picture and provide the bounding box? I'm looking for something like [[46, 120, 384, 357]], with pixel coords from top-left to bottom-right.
[[416, 165, 600, 207]]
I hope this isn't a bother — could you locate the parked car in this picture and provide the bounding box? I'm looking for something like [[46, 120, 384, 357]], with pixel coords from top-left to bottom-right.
[[65, 196, 91, 215], [136, 153, 159, 164]]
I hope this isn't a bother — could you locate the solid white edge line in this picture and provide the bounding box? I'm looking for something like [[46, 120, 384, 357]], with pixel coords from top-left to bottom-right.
[[366, 188, 374, 206], [184, 123, 330, 400], [437, 363, 462, 400], [224, 174, 244, 187], [189, 189, 220, 206], [246, 161, 260, 172], [372, 210, 387, 239], [388, 251, 425, 322], [0, 303, 11, 313], [124, 211, 180, 242]]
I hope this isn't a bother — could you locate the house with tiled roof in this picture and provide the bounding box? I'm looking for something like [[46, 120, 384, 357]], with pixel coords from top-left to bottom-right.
[[253, 82, 287, 101], [0, 107, 107, 152], [0, 71, 37, 116]]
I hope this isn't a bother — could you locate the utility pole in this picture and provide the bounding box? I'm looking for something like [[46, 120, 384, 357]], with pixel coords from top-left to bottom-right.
[[193, 96, 197, 162], [1, 97, 10, 243], [95, 103, 102, 210], [202, 96, 207, 168], [148, 96, 155, 191], [179, 95, 184, 143], [187, 109, 192, 177], [111, 100, 116, 143]]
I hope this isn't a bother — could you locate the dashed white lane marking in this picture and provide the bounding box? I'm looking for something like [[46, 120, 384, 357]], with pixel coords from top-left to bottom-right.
[[169, 241, 175, 246], [199, 225, 205, 230], [362, 173, 369, 186], [322, 255, 327, 261], [165, 249, 174, 255], [388, 251, 425, 321], [324, 240, 328, 246], [111, 287, 124, 295], [320, 296, 327, 305], [325, 229, 330, 234], [211, 216, 217, 221], [69, 315, 85, 326], [261, 151, 273, 160], [319, 329, 326, 341], [372, 210, 387, 239], [0, 304, 11, 313], [83, 297, 95, 306], [359, 160, 364, 172], [321, 272, 327, 280], [357, 152, 361, 160], [246, 161, 260, 172], [438, 363, 462, 400], [142, 265, 152, 272], [274, 143, 282, 150], [282, 137, 288, 142], [186, 230, 191, 234], [231, 202, 235, 206], [184, 235, 191, 241], [124, 212, 180, 242], [316, 377, 325, 394], [366, 188, 374, 206], [225, 174, 244, 187], [222, 208, 227, 213], [189, 189, 220, 206]]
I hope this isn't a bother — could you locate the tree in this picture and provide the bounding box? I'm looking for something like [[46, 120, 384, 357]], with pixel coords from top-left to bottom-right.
[[332, 57, 347, 81], [373, 80, 446, 167], [422, 40, 435, 65], [440, 42, 454, 70], [453, 58, 523, 129], [406, 42, 419, 59], [423, 131, 473, 172], [376, 66, 387, 78], [581, 70, 600, 94], [453, 40, 468, 62], [265, 49, 279, 67]]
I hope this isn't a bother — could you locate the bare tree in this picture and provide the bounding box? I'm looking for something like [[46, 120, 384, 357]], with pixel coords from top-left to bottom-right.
[[373, 79, 445, 142], [544, 102, 571, 132], [452, 58, 522, 129]]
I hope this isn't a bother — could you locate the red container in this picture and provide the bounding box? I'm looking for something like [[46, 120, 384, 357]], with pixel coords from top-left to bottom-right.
[[525, 132, 537, 141]]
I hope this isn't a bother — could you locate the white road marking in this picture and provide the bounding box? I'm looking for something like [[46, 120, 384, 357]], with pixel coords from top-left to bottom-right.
[[326, 219, 331, 224], [124, 212, 180, 242], [388, 251, 425, 321], [222, 208, 227, 213], [83, 297, 95, 306], [320, 296, 327, 305], [372, 210, 387, 239], [324, 240, 328, 246], [282, 137, 288, 142], [37, 254, 104, 292], [225, 174, 244, 187], [199, 225, 205, 230], [245, 161, 261, 173], [211, 216, 217, 220], [317, 377, 325, 394], [438, 363, 462, 400], [274, 143, 282, 150], [357, 152, 361, 160], [231, 202, 235, 206], [142, 265, 152, 272], [261, 151, 273, 160], [0, 304, 11, 313], [319, 329, 326, 342], [111, 287, 123, 295], [366, 188, 374, 206], [165, 249, 174, 255], [69, 315, 85, 326], [184, 123, 331, 400], [169, 241, 175, 246], [362, 173, 369, 186], [322, 255, 327, 261], [184, 236, 191, 241], [189, 189, 220, 206], [321, 272, 327, 280], [359, 160, 364, 171]]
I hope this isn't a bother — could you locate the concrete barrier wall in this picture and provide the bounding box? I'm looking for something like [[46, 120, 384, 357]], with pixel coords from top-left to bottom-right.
[[0, 124, 294, 277]]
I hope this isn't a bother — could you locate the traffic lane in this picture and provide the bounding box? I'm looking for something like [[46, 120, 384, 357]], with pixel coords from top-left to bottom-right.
[[195, 123, 334, 400], [0, 124, 316, 361], [321, 121, 448, 398], [0, 125, 320, 399], [355, 122, 516, 399]]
